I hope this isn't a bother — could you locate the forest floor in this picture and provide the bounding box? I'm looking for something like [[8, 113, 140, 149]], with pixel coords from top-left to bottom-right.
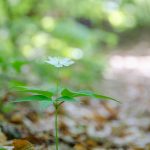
[[97, 32, 150, 150], [0, 33, 150, 150]]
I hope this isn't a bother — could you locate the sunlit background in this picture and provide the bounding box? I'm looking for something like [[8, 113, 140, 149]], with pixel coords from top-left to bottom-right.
[[0, 0, 150, 149], [1, 0, 150, 88]]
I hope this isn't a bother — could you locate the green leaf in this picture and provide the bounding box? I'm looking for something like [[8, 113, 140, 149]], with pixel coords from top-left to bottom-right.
[[0, 146, 11, 150], [38, 101, 53, 111], [14, 86, 54, 97], [56, 96, 77, 102], [1, 103, 15, 113], [0, 148, 7, 150], [11, 59, 27, 72], [61, 89, 92, 97], [61, 88, 119, 102], [10, 95, 52, 103]]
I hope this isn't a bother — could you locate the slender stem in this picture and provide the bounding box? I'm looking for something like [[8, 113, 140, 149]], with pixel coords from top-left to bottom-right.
[[55, 106, 59, 150], [54, 67, 60, 150], [56, 68, 60, 97]]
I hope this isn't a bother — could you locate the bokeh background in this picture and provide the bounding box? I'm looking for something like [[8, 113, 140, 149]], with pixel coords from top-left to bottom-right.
[[0, 0, 150, 149]]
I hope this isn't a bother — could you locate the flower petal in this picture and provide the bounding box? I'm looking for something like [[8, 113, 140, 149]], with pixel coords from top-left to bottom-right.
[[45, 56, 74, 68]]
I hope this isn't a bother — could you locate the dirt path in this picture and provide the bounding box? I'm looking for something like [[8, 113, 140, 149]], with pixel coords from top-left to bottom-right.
[[94, 33, 150, 149], [100, 33, 150, 117]]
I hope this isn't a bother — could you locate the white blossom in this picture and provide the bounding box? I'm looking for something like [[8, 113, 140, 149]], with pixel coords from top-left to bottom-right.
[[45, 56, 74, 68]]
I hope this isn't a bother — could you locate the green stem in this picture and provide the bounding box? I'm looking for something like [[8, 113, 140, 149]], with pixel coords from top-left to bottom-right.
[[56, 68, 60, 97], [55, 105, 59, 150], [54, 67, 60, 150]]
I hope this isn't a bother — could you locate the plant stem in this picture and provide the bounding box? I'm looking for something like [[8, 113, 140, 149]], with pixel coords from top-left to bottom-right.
[[55, 105, 59, 150], [54, 67, 60, 150], [56, 68, 60, 96]]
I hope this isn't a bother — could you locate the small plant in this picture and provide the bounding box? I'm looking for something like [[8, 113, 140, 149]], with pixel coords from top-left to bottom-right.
[[11, 56, 119, 150]]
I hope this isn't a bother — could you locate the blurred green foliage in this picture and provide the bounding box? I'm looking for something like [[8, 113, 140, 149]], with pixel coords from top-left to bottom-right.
[[0, 0, 150, 108]]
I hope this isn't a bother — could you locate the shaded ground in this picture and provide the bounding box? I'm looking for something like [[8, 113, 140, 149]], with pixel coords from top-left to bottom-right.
[[0, 33, 150, 150], [98, 32, 150, 149]]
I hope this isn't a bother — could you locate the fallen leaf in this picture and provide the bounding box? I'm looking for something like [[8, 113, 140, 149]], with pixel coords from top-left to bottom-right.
[[10, 113, 23, 124], [74, 144, 87, 150], [0, 128, 7, 144], [13, 139, 34, 150]]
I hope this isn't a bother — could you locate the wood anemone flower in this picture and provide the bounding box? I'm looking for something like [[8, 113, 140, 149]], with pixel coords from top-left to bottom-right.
[[45, 56, 74, 68]]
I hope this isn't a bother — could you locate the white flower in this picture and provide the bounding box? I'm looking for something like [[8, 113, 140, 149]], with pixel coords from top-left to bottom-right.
[[45, 56, 74, 68]]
